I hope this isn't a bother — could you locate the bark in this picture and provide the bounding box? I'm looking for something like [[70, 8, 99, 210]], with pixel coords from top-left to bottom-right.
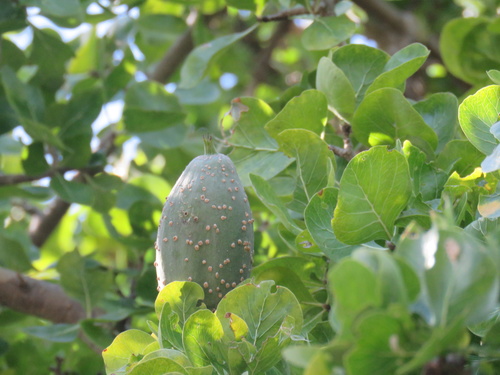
[[0, 266, 85, 323]]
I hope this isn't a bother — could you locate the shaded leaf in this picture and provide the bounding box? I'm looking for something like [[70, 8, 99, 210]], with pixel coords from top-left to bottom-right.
[[302, 15, 356, 51], [24, 324, 79, 343]]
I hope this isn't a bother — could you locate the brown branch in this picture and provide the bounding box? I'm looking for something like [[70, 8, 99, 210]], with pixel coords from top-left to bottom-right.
[[148, 28, 194, 84], [0, 266, 85, 323], [29, 198, 71, 248], [258, 6, 310, 22], [329, 124, 354, 161]]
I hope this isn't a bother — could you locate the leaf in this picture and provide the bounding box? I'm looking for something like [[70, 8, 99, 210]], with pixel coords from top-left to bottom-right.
[[304, 188, 357, 260], [315, 57, 356, 121], [50, 174, 94, 205], [301, 15, 356, 51], [435, 139, 485, 176], [352, 88, 438, 157], [366, 43, 430, 95], [250, 173, 301, 235], [227, 97, 293, 186], [123, 80, 186, 132], [216, 280, 303, 347], [27, 0, 84, 27], [441, 17, 500, 85], [180, 24, 258, 88], [102, 329, 156, 374], [330, 44, 389, 105], [487, 69, 500, 84], [21, 142, 50, 175], [56, 250, 112, 315], [155, 281, 205, 323], [0, 1, 26, 33], [459, 85, 500, 155], [128, 357, 188, 375], [413, 93, 458, 153], [276, 129, 335, 207], [396, 219, 498, 326], [328, 259, 381, 336], [481, 144, 500, 173], [478, 193, 500, 219], [265, 90, 328, 138], [332, 146, 412, 244], [182, 310, 224, 367], [24, 324, 79, 343]]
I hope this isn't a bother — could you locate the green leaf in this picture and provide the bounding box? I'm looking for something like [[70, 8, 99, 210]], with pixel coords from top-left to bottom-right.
[[396, 219, 498, 326], [0, 230, 32, 271], [180, 24, 257, 88], [328, 259, 381, 336], [182, 310, 224, 367], [487, 69, 500, 84], [265, 90, 328, 138], [435, 139, 485, 176], [0, 1, 26, 33], [21, 142, 50, 175], [50, 174, 94, 205], [332, 146, 412, 244], [128, 357, 188, 375], [250, 173, 301, 234], [304, 188, 357, 260], [441, 17, 500, 85], [56, 250, 112, 315], [26, 0, 84, 27], [331, 44, 389, 105], [366, 43, 430, 95], [276, 129, 335, 209], [155, 281, 205, 323], [345, 312, 403, 375], [413, 93, 458, 153], [68, 27, 104, 74], [103, 329, 156, 374], [459, 85, 500, 155], [352, 88, 438, 157], [227, 97, 293, 185], [158, 303, 183, 350], [301, 15, 356, 51], [216, 280, 303, 347], [24, 323, 79, 343], [315, 57, 356, 121], [30, 27, 74, 92], [123, 80, 186, 132]]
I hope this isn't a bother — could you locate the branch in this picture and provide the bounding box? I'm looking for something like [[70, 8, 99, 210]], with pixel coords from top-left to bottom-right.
[[257, 6, 310, 22], [329, 124, 354, 161], [0, 266, 85, 323], [29, 198, 71, 248], [148, 28, 194, 84]]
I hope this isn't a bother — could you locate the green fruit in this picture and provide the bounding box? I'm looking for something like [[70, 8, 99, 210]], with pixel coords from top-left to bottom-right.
[[155, 137, 253, 309]]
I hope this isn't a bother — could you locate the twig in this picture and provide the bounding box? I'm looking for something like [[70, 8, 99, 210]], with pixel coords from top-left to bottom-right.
[[329, 124, 354, 161], [148, 28, 194, 84], [29, 198, 71, 248], [258, 6, 310, 22], [0, 167, 74, 186]]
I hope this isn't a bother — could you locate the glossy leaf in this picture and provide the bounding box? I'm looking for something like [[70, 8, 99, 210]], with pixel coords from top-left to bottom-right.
[[180, 24, 258, 88], [478, 193, 500, 219], [123, 80, 185, 132], [103, 329, 156, 374], [183, 310, 224, 367], [155, 281, 205, 323], [481, 144, 500, 173], [332, 146, 412, 244], [459, 85, 500, 155], [352, 88, 438, 157], [128, 357, 188, 375], [302, 15, 356, 51], [315, 57, 356, 121], [487, 69, 500, 84]]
